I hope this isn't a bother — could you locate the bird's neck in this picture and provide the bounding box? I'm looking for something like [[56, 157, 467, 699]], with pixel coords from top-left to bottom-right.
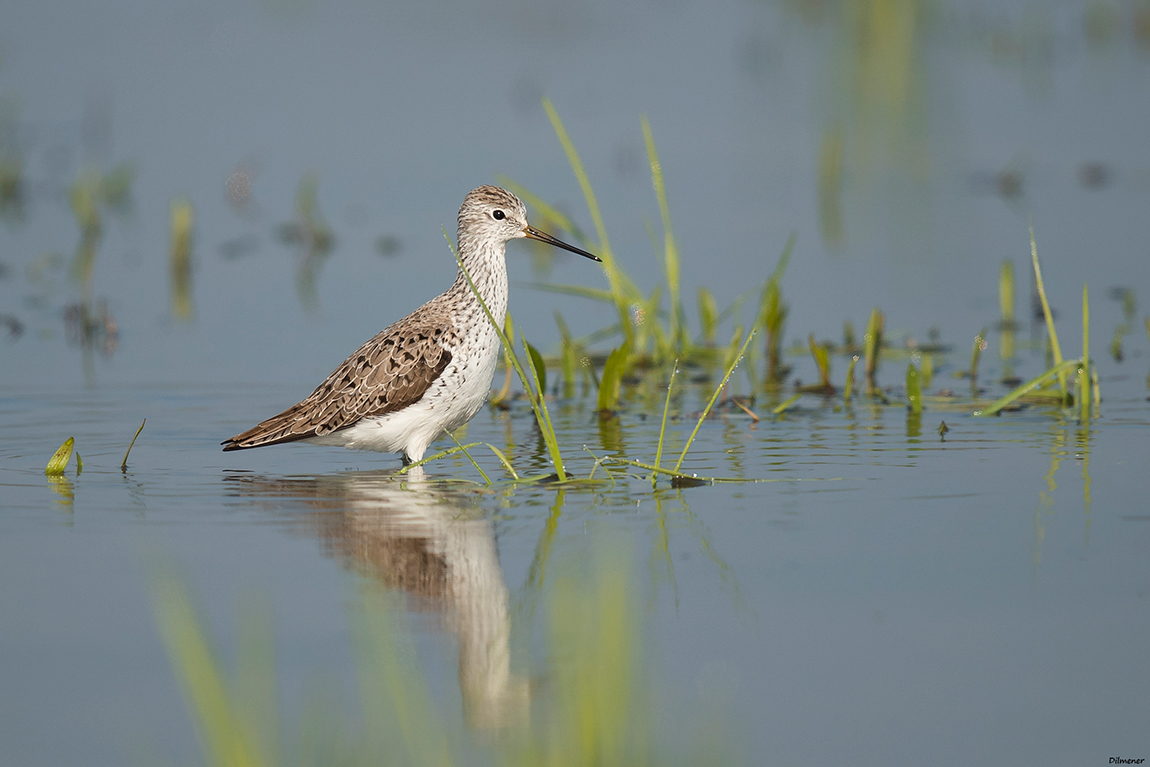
[[450, 235, 509, 324]]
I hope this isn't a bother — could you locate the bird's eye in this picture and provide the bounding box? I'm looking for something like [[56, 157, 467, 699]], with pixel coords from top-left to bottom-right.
[[492, 209, 505, 220]]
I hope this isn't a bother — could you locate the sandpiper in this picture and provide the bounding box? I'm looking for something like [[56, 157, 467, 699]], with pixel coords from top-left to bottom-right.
[[222, 185, 600, 463]]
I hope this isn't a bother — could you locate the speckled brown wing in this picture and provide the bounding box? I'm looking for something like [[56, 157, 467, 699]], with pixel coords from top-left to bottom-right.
[[222, 309, 455, 451]]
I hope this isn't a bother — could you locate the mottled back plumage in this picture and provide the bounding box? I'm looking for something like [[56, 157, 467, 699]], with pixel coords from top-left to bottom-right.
[[222, 304, 456, 450]]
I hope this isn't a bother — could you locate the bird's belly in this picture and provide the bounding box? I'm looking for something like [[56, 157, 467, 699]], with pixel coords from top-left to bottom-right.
[[307, 337, 501, 459], [435, 338, 502, 432], [306, 400, 443, 454]]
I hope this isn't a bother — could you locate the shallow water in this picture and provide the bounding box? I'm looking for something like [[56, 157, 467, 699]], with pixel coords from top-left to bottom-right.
[[3, 355, 1149, 764]]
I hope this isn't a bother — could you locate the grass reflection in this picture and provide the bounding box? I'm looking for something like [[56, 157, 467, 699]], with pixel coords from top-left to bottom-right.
[[1076, 425, 1093, 542], [1032, 426, 1067, 572], [1031, 419, 1097, 573], [649, 492, 679, 611], [276, 171, 334, 314], [153, 519, 733, 766]]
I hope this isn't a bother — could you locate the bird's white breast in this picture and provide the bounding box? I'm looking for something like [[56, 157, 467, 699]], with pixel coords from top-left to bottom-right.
[[309, 261, 508, 462]]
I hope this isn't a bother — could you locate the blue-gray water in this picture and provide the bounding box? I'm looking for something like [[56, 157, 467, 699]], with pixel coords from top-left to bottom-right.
[[2, 0, 1149, 764], [3, 377, 1150, 764]]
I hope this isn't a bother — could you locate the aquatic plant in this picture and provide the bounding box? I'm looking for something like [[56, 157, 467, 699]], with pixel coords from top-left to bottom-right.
[[512, 103, 794, 382], [170, 199, 195, 321], [1028, 223, 1068, 404], [843, 355, 859, 405], [553, 311, 583, 398], [1079, 284, 1091, 421], [759, 238, 793, 383], [597, 343, 630, 416], [905, 363, 922, 414], [968, 328, 987, 383], [673, 330, 756, 475], [277, 172, 334, 313], [771, 393, 802, 415], [541, 99, 632, 350], [64, 162, 134, 350], [978, 228, 1097, 417], [798, 333, 834, 394], [863, 307, 884, 393], [643, 117, 688, 356], [999, 259, 1016, 370], [45, 437, 75, 476], [697, 287, 719, 346], [122, 418, 146, 472]]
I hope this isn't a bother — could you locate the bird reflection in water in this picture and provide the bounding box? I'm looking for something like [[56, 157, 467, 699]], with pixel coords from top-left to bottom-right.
[[224, 467, 528, 730]]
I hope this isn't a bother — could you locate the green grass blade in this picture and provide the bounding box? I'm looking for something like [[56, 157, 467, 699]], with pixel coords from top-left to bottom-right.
[[1077, 367, 1089, 420], [1079, 283, 1090, 420], [446, 431, 491, 485], [976, 359, 1080, 416], [771, 393, 802, 415], [46, 437, 74, 475], [864, 307, 883, 392], [597, 343, 629, 413], [711, 284, 758, 331], [1091, 365, 1101, 412], [481, 443, 519, 480], [555, 311, 578, 398], [809, 334, 830, 388], [844, 355, 858, 405], [542, 98, 633, 348], [642, 116, 685, 352], [497, 176, 594, 248], [396, 442, 485, 474], [121, 418, 146, 472], [526, 282, 618, 303], [600, 456, 761, 484], [653, 362, 678, 488], [235, 597, 279, 767], [1030, 222, 1066, 400], [906, 363, 923, 413], [759, 234, 795, 382], [75, 453, 83, 476], [697, 287, 718, 345], [525, 339, 548, 396], [1000, 259, 1015, 360], [151, 573, 267, 767], [969, 328, 987, 381], [771, 231, 796, 283], [674, 330, 756, 472], [170, 198, 195, 321], [520, 329, 566, 481], [723, 325, 745, 373], [1000, 259, 1015, 325]]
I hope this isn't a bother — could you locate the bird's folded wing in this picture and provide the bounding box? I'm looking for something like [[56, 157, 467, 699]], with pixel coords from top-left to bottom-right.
[[222, 314, 455, 450]]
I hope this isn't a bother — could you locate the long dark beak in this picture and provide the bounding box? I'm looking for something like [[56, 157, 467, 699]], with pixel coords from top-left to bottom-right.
[[523, 225, 602, 262]]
